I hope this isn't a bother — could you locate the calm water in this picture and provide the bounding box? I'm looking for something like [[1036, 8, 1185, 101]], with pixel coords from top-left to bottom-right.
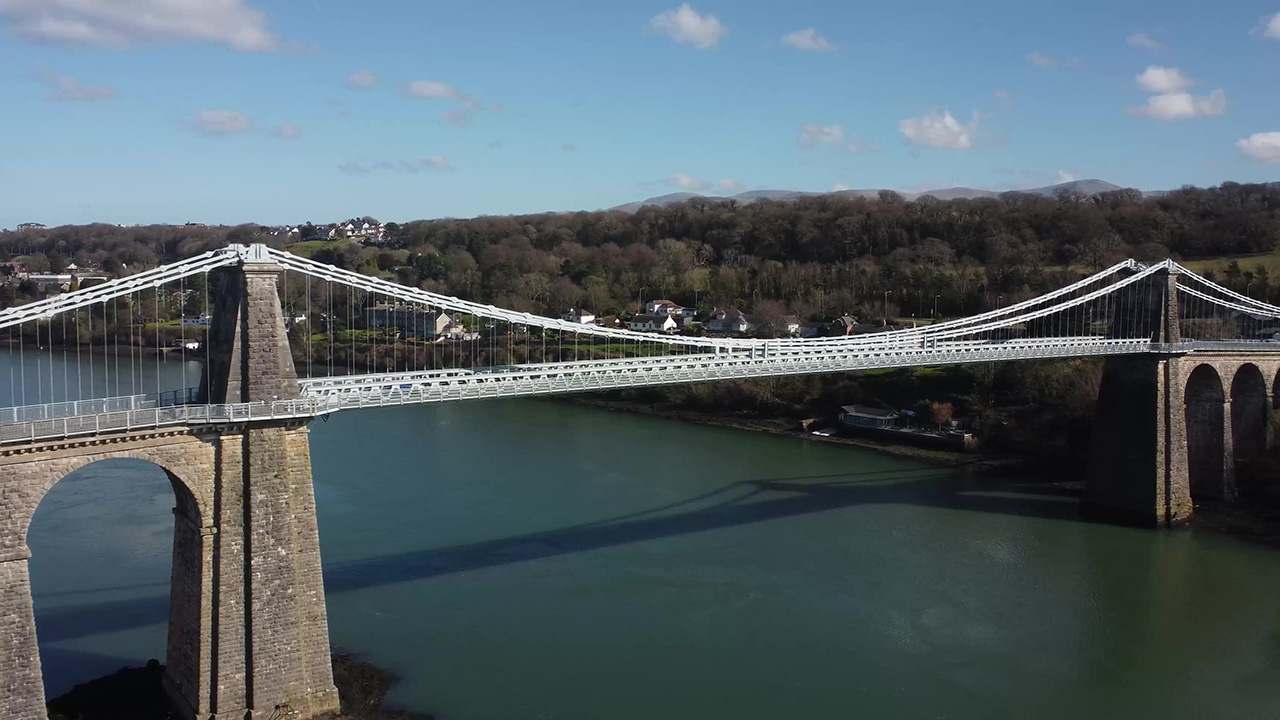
[[14, 351, 1280, 719]]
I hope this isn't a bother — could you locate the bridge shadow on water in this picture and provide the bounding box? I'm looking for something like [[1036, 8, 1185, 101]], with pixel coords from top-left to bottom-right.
[[34, 464, 1085, 644], [322, 465, 1082, 592]]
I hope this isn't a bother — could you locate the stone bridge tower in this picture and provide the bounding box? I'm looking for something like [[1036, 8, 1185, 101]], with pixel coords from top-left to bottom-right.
[[0, 247, 339, 720]]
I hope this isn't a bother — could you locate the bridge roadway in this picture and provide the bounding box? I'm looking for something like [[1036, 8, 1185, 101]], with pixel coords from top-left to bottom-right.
[[0, 335, 1200, 446]]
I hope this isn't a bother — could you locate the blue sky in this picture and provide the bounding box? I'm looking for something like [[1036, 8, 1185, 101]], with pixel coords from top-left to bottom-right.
[[2, 0, 1279, 228]]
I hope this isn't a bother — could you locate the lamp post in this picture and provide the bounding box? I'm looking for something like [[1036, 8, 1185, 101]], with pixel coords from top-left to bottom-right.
[[883, 290, 892, 324], [997, 294, 1003, 310], [638, 287, 645, 313], [933, 294, 940, 320], [1246, 282, 1253, 298]]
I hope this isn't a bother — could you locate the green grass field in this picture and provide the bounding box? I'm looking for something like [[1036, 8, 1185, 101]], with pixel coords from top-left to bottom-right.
[[1177, 249, 1280, 278], [284, 239, 357, 258]]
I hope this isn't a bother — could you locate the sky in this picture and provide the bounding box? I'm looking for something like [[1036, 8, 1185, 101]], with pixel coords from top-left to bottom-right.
[[1, 0, 1279, 229]]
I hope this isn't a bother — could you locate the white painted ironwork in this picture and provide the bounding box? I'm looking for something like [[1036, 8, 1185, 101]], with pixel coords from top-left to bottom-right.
[[4, 245, 1280, 446]]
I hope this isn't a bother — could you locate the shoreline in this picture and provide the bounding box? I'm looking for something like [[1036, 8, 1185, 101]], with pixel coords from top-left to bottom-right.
[[559, 396, 1014, 470]]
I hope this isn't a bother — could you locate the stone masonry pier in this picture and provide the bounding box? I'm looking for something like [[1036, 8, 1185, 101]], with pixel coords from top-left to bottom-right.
[[0, 255, 339, 720]]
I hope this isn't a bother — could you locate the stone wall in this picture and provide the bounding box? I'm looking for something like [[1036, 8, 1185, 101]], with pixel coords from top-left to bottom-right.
[[0, 431, 216, 720]]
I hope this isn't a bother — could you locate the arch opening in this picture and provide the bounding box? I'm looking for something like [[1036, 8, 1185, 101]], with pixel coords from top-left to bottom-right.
[[1184, 364, 1227, 503], [26, 458, 195, 704], [1230, 364, 1268, 469]]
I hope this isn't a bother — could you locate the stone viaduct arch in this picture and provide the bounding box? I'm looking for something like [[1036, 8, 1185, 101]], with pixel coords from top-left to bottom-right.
[[0, 431, 216, 720], [1087, 353, 1280, 526]]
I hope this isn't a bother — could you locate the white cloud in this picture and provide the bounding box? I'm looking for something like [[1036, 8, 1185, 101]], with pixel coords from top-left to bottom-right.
[[1057, 170, 1081, 183], [847, 140, 880, 155], [798, 122, 845, 148], [1136, 65, 1192, 93], [562, 143, 577, 153], [422, 155, 453, 171], [488, 140, 503, 149], [347, 69, 378, 90], [665, 174, 711, 191], [37, 69, 115, 101], [993, 90, 1011, 99], [405, 80, 464, 101], [718, 178, 744, 192], [1026, 51, 1058, 67], [1236, 132, 1280, 164], [833, 183, 854, 191], [1132, 90, 1227, 120], [898, 111, 979, 150], [190, 110, 254, 136], [340, 156, 454, 176], [648, 4, 726, 50], [781, 28, 836, 52], [1126, 31, 1165, 51], [276, 124, 300, 140], [1252, 12, 1280, 39], [0, 0, 276, 51], [405, 79, 494, 128]]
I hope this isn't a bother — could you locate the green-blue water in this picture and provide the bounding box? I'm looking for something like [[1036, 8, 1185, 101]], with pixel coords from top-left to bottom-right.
[[14, 350, 1280, 719]]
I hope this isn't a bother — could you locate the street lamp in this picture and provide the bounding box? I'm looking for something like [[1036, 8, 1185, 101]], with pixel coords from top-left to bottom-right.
[[638, 287, 645, 313], [1246, 282, 1253, 298], [996, 294, 1003, 309], [933, 294, 940, 320], [883, 290, 892, 324]]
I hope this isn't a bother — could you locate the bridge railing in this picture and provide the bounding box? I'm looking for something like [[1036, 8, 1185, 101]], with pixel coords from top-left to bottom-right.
[[0, 395, 154, 425]]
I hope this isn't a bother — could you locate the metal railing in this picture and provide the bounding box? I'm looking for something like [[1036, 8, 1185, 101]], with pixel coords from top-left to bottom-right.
[[6, 337, 1280, 446]]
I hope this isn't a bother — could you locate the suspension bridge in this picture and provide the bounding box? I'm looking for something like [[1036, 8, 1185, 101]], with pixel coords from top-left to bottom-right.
[[1, 243, 1277, 446], [2, 243, 1280, 720]]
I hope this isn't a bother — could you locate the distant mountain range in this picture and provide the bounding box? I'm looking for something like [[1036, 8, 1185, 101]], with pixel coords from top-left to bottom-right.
[[609, 179, 1131, 212]]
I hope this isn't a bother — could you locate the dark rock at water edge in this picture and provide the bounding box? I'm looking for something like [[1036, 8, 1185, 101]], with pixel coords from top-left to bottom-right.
[[46, 654, 433, 720]]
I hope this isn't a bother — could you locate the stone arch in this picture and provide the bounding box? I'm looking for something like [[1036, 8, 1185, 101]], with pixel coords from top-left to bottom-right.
[[1184, 364, 1228, 502], [2, 434, 214, 554], [26, 457, 192, 699], [0, 432, 216, 719], [1231, 363, 1269, 467]]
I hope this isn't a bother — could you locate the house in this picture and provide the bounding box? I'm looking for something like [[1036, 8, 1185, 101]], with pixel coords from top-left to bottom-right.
[[561, 308, 596, 324], [285, 312, 308, 328], [441, 321, 478, 341], [627, 313, 678, 332], [706, 307, 754, 334], [181, 314, 213, 327], [798, 322, 825, 338], [24, 274, 75, 291], [16, 222, 46, 231], [780, 316, 801, 335], [644, 299, 685, 316], [838, 405, 900, 429], [366, 303, 451, 338]]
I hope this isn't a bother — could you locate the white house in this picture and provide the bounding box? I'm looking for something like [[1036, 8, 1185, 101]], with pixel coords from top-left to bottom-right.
[[561, 308, 596, 324], [706, 307, 753, 334], [181, 314, 212, 327], [644, 299, 685, 316], [627, 313, 678, 332]]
